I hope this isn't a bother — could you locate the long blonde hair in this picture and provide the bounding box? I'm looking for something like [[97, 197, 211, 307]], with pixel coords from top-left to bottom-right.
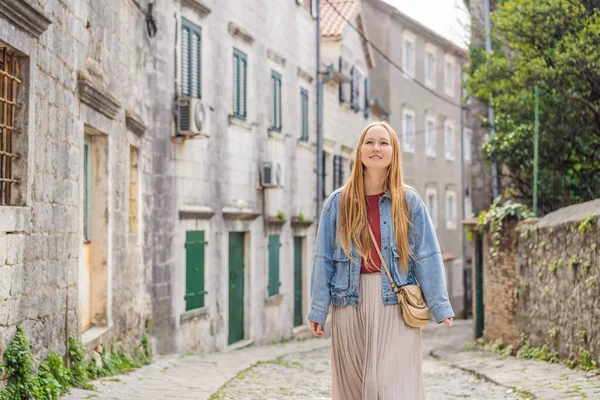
[[338, 121, 412, 272]]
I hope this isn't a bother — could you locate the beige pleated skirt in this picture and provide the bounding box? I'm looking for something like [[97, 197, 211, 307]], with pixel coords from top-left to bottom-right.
[[331, 272, 424, 400]]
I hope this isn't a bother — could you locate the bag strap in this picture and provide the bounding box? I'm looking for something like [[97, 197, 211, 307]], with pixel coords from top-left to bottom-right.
[[367, 224, 400, 296]]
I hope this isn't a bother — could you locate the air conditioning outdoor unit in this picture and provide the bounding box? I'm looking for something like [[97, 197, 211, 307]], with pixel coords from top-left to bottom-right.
[[177, 98, 210, 138], [260, 161, 284, 188]]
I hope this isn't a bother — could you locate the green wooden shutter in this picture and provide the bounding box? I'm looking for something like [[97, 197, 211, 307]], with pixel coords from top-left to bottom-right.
[[338, 57, 346, 103], [271, 71, 282, 131], [268, 235, 280, 296], [185, 231, 205, 310], [182, 18, 201, 98], [83, 135, 91, 242], [300, 88, 308, 141], [233, 48, 247, 120]]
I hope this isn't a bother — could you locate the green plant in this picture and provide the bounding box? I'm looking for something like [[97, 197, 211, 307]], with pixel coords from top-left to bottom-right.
[[68, 335, 94, 390], [549, 259, 558, 274], [583, 261, 592, 272], [579, 348, 598, 371], [577, 330, 587, 343], [586, 277, 597, 287], [478, 195, 531, 269], [37, 352, 72, 398], [276, 210, 286, 221], [464, 226, 474, 242], [549, 327, 559, 340], [579, 215, 597, 235], [540, 241, 547, 250], [296, 213, 305, 222], [568, 254, 579, 271]]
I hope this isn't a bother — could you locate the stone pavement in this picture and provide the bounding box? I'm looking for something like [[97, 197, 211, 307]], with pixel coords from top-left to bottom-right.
[[62, 320, 600, 399]]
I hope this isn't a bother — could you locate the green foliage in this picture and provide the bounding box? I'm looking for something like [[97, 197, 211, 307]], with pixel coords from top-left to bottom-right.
[[68, 335, 94, 390], [577, 330, 587, 343], [478, 194, 531, 268], [466, 0, 600, 215], [276, 210, 286, 221], [549, 327, 559, 340], [464, 226, 474, 242], [579, 215, 597, 235], [296, 213, 305, 222], [568, 254, 580, 271], [579, 348, 599, 371], [37, 352, 72, 398]]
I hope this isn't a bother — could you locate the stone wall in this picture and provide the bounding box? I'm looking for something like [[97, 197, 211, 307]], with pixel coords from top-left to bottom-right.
[[516, 201, 600, 362], [481, 218, 520, 348], [474, 199, 600, 363]]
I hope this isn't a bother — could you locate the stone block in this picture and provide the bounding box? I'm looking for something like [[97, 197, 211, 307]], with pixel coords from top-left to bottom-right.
[[0, 235, 6, 265], [6, 234, 25, 265]]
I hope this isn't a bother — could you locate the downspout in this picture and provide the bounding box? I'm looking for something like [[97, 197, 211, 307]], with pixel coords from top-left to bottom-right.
[[460, 71, 468, 319], [316, 0, 324, 221]]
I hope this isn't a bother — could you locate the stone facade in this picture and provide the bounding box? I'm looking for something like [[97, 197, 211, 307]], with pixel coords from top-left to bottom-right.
[[0, 0, 318, 365], [470, 199, 600, 362], [362, 0, 469, 316]]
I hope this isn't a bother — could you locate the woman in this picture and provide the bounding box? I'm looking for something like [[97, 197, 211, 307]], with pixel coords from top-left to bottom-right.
[[307, 122, 454, 400]]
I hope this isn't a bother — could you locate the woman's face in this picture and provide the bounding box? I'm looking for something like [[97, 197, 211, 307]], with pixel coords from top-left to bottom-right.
[[360, 125, 393, 170]]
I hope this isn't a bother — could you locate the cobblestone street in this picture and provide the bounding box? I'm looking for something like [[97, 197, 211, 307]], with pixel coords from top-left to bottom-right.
[[61, 319, 600, 400]]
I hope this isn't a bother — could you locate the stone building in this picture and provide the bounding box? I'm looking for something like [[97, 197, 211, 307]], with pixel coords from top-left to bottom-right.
[[0, 0, 319, 363], [319, 0, 383, 198], [362, 0, 470, 316]]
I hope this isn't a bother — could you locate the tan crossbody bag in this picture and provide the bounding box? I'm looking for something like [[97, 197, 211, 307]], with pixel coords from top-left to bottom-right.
[[367, 225, 431, 328]]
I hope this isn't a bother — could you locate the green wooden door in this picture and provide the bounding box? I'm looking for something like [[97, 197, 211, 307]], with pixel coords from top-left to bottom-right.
[[475, 233, 484, 338], [268, 235, 280, 296], [185, 231, 205, 311], [293, 237, 303, 327], [228, 232, 245, 345]]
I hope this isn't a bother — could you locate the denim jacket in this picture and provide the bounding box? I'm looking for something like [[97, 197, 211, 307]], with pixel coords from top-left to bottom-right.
[[307, 185, 454, 325]]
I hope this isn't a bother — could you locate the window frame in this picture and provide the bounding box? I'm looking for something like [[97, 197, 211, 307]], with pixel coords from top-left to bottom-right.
[[181, 18, 202, 99], [232, 48, 247, 121], [300, 88, 309, 142], [270, 70, 282, 132], [425, 187, 438, 229], [425, 114, 437, 158], [445, 190, 457, 230], [444, 119, 455, 161], [402, 108, 416, 153], [444, 53, 456, 97], [424, 43, 437, 89], [403, 31, 416, 78]]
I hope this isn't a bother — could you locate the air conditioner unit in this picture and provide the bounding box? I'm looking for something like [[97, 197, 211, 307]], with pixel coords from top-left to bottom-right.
[[260, 161, 284, 188], [177, 98, 210, 138]]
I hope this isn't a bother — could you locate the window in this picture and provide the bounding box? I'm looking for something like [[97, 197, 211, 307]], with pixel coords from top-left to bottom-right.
[[297, 0, 317, 18], [129, 146, 139, 233], [181, 18, 201, 98], [425, 115, 437, 157], [300, 88, 309, 141], [445, 191, 457, 229], [350, 66, 360, 112], [425, 44, 437, 89], [444, 54, 455, 96], [333, 155, 344, 189], [232, 48, 247, 120], [402, 109, 415, 152], [364, 77, 370, 118], [403, 31, 416, 77], [185, 231, 206, 310], [338, 56, 347, 103], [268, 234, 280, 296], [445, 120, 455, 160], [83, 135, 91, 241], [464, 128, 472, 163], [0, 45, 22, 206], [425, 187, 438, 228], [270, 71, 282, 131]]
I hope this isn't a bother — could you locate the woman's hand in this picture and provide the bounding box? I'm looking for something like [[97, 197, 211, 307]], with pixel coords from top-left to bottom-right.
[[309, 321, 325, 337], [440, 317, 453, 326]]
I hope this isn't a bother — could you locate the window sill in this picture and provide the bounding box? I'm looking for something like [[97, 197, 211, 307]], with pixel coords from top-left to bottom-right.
[[296, 139, 312, 150], [445, 157, 455, 162], [228, 115, 253, 130], [180, 307, 209, 324], [426, 152, 437, 158], [0, 207, 31, 232], [82, 326, 110, 347], [268, 129, 285, 140], [265, 293, 283, 307]]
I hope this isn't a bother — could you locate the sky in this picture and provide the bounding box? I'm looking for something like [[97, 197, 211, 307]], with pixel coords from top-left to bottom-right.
[[381, 0, 471, 49]]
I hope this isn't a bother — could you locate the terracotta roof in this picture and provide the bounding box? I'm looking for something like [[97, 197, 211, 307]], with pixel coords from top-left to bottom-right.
[[320, 0, 358, 39]]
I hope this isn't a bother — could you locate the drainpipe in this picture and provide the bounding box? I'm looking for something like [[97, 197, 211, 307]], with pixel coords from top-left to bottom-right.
[[316, 0, 324, 221], [460, 71, 468, 319]]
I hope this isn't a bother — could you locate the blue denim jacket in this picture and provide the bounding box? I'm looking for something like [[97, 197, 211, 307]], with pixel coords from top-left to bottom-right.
[[307, 185, 454, 325]]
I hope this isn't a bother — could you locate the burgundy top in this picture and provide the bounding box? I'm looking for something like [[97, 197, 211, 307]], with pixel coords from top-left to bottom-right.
[[361, 192, 385, 274]]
